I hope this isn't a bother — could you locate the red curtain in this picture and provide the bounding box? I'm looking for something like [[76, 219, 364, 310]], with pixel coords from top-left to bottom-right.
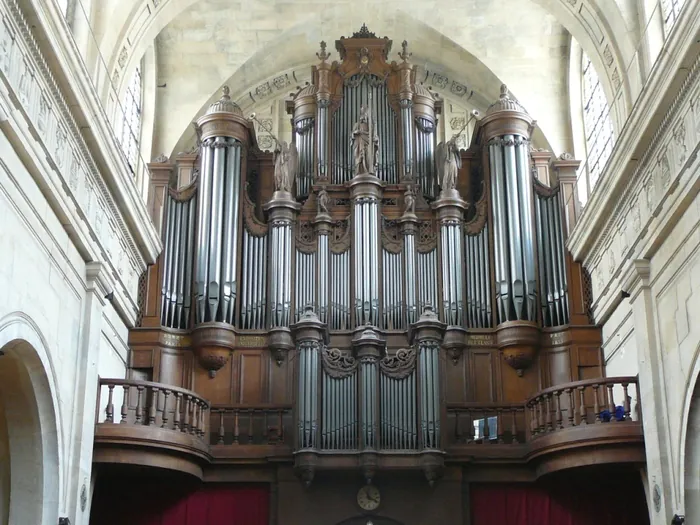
[[471, 473, 649, 525], [91, 478, 269, 525]]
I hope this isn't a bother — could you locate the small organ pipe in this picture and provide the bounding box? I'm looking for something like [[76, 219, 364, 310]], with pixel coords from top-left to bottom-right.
[[160, 196, 173, 325], [207, 138, 225, 319]]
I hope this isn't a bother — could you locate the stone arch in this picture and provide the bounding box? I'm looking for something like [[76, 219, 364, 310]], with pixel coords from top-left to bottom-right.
[[679, 343, 700, 519], [103, 0, 636, 134], [0, 312, 63, 525]]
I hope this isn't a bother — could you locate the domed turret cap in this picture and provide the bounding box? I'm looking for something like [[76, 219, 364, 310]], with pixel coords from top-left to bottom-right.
[[486, 84, 528, 115], [206, 86, 243, 116]]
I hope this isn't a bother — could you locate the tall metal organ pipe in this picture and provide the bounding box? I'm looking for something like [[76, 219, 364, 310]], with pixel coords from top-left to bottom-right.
[[413, 84, 438, 200], [194, 136, 243, 325], [293, 83, 317, 199], [482, 85, 537, 325], [401, 218, 419, 325], [352, 196, 381, 326]]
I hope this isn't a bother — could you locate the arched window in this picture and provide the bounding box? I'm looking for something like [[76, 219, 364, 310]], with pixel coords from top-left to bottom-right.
[[661, 0, 687, 35], [117, 64, 143, 175], [581, 51, 613, 201], [56, 0, 69, 16]]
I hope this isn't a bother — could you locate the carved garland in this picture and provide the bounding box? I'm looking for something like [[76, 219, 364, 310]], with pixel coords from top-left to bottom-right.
[[330, 218, 351, 253], [464, 192, 488, 235], [381, 217, 402, 253], [296, 221, 317, 253], [416, 220, 438, 253], [322, 347, 358, 378], [379, 347, 417, 379], [243, 187, 269, 237]]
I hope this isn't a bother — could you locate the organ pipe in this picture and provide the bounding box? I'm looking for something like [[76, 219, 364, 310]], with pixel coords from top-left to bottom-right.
[[353, 197, 380, 326], [194, 136, 243, 325]]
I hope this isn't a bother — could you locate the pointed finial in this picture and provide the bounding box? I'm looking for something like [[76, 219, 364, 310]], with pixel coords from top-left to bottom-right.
[[317, 40, 330, 61], [399, 40, 411, 62], [499, 84, 509, 98], [222, 85, 231, 98]]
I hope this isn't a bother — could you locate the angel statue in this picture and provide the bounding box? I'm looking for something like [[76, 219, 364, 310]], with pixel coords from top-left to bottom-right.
[[352, 105, 379, 175], [436, 134, 462, 194], [403, 185, 416, 215], [317, 188, 330, 214], [273, 140, 298, 193]]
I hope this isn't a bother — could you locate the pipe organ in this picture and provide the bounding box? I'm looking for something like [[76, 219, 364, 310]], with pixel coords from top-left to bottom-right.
[[145, 25, 600, 487]]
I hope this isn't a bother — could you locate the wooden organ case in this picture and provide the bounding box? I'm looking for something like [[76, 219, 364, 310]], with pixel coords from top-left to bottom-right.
[[120, 24, 647, 525]]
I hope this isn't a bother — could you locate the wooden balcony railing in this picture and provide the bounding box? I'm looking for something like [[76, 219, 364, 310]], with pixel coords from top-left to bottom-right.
[[96, 379, 210, 439], [526, 376, 641, 437], [210, 404, 294, 446], [446, 377, 641, 447]]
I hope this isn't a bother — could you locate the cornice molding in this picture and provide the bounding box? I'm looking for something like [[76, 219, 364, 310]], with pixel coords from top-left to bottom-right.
[[567, 2, 700, 261], [6, 0, 161, 264]]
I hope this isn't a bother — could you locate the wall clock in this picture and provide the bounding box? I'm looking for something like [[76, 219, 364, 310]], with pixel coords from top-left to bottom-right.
[[357, 484, 381, 511]]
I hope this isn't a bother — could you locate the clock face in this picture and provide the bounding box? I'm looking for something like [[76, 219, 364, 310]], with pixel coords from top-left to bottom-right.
[[357, 484, 381, 511]]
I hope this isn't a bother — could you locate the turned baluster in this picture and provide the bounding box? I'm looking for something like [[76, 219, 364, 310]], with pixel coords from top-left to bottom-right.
[[173, 393, 182, 431], [593, 385, 601, 423], [233, 409, 240, 444], [277, 410, 284, 443], [483, 413, 490, 442], [607, 383, 616, 422], [120, 386, 129, 424], [466, 411, 474, 443], [511, 408, 518, 443], [496, 409, 504, 443], [566, 388, 575, 427], [545, 395, 553, 432], [135, 385, 144, 424], [191, 401, 199, 435], [555, 392, 563, 430], [105, 384, 115, 423], [218, 410, 225, 444], [622, 382, 631, 420], [149, 387, 158, 425], [161, 391, 170, 429], [537, 398, 545, 433], [248, 409, 255, 443], [182, 395, 191, 432], [200, 403, 208, 437], [529, 404, 537, 436], [454, 411, 462, 443], [578, 386, 587, 424]]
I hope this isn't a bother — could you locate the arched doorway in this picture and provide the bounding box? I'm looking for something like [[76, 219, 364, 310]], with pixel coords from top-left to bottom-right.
[[684, 364, 700, 520], [0, 315, 61, 525]]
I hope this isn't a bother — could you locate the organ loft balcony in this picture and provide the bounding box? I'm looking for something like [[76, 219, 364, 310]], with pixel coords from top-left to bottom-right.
[[94, 29, 644, 485]]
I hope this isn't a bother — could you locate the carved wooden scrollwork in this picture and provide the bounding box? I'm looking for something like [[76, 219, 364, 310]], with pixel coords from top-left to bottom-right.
[[243, 187, 269, 237], [322, 347, 358, 378], [381, 217, 402, 254], [416, 220, 437, 253], [168, 177, 198, 202], [379, 347, 417, 379], [330, 218, 351, 253], [533, 177, 560, 197], [296, 221, 317, 253], [464, 193, 488, 235]]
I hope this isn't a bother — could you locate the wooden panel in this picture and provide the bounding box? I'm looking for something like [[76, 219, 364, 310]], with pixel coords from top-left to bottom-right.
[[194, 356, 234, 406], [269, 357, 291, 404], [577, 346, 603, 368], [237, 351, 267, 404], [444, 352, 468, 403], [130, 348, 154, 369], [501, 355, 538, 401], [471, 351, 494, 402], [156, 348, 186, 387], [547, 348, 572, 387]]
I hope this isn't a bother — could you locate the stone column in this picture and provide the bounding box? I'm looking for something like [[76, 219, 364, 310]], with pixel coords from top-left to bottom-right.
[[66, 262, 112, 525], [623, 259, 678, 525]]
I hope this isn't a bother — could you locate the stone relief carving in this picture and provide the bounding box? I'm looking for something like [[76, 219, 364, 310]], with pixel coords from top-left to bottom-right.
[[1, 2, 146, 304], [612, 68, 621, 90], [117, 46, 128, 68], [449, 116, 466, 130], [255, 82, 272, 98], [603, 45, 614, 67], [673, 121, 687, 165], [431, 72, 448, 89], [659, 150, 671, 189]]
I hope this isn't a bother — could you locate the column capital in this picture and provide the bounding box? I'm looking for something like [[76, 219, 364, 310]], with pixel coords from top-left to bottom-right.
[[264, 191, 301, 222], [352, 324, 386, 360], [409, 306, 446, 344], [621, 258, 652, 301], [291, 306, 328, 344]]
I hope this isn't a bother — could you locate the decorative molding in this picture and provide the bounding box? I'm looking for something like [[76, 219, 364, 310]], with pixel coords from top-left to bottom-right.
[[321, 346, 358, 378], [578, 46, 700, 320], [379, 347, 416, 379], [0, 0, 158, 325]]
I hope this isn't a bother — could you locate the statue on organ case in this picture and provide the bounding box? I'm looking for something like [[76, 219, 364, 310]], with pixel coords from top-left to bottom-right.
[[273, 140, 298, 193], [352, 104, 379, 175], [436, 134, 462, 194]]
